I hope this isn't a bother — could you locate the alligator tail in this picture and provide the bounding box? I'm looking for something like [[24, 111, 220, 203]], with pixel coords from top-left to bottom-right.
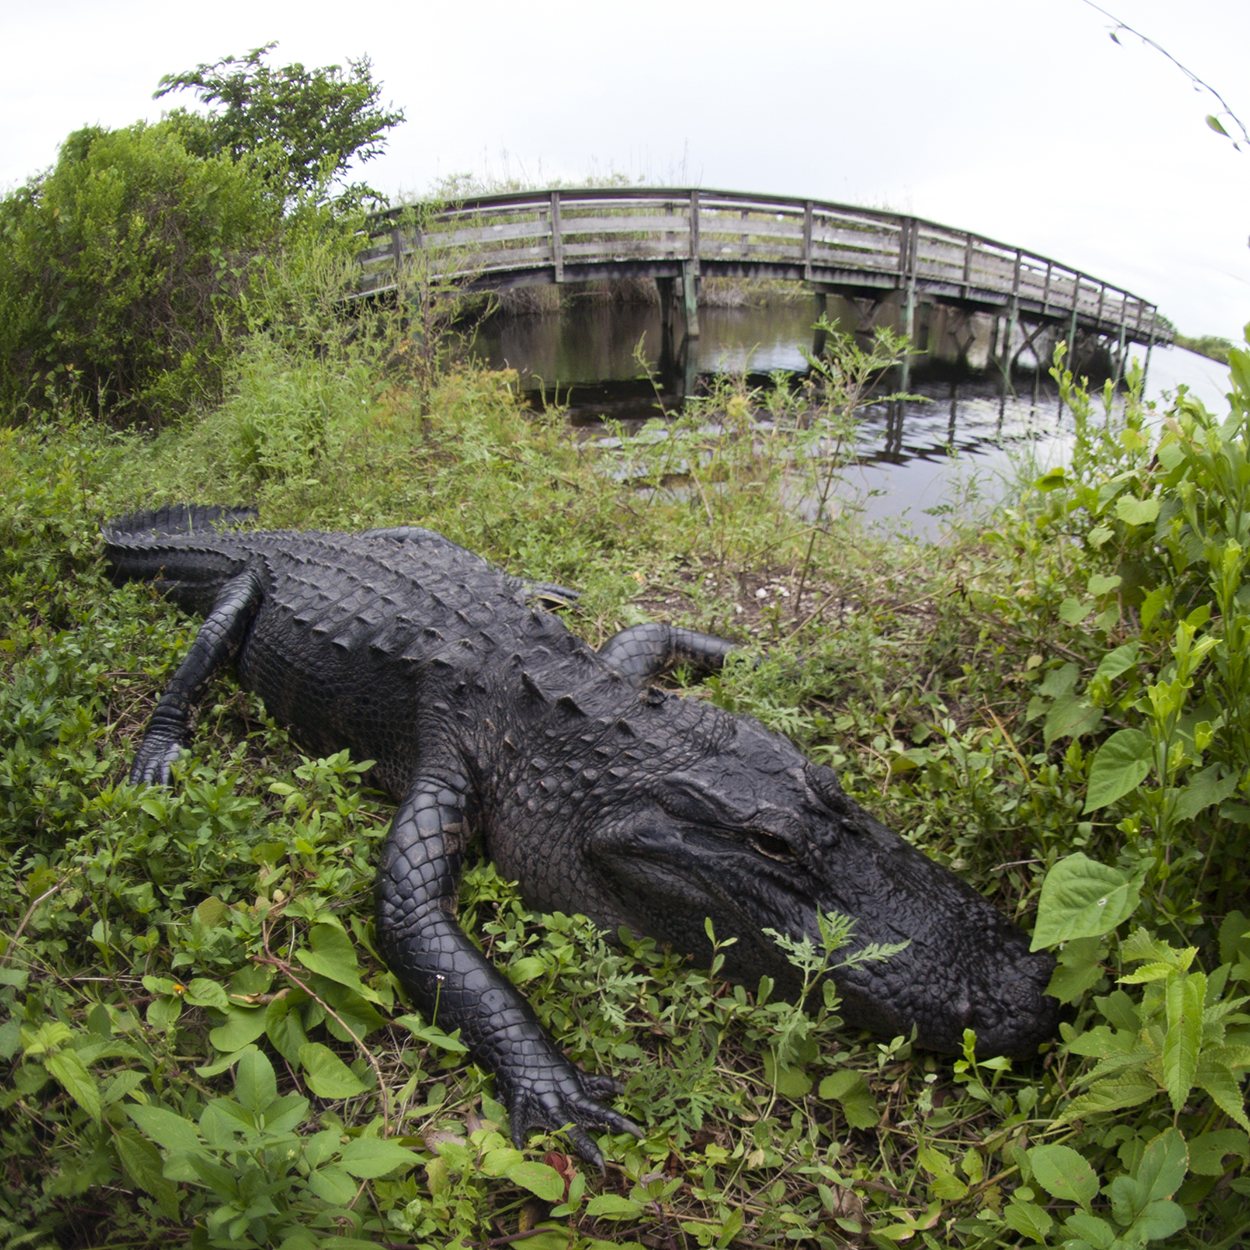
[[102, 504, 257, 542], [102, 504, 257, 613]]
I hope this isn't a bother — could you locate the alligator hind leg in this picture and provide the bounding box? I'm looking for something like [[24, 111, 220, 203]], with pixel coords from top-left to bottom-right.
[[129, 568, 263, 786], [597, 622, 737, 687], [376, 770, 640, 1168]]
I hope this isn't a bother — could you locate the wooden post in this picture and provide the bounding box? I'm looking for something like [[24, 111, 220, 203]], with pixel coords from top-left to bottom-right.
[[684, 191, 701, 338], [900, 220, 918, 392], [657, 277, 675, 341], [1066, 276, 1080, 375], [550, 191, 564, 283], [390, 226, 404, 289], [803, 201, 814, 282]]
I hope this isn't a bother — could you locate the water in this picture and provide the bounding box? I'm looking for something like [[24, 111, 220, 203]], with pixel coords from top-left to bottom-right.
[[470, 303, 1232, 540]]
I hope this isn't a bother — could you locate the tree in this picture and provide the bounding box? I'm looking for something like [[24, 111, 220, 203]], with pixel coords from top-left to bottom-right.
[[0, 121, 282, 425], [155, 43, 405, 208]]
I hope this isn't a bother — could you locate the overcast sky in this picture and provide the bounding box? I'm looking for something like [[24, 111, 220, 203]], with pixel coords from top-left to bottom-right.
[[5, 0, 1249, 341]]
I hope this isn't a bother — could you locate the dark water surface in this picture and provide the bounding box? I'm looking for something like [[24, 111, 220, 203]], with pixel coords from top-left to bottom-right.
[[470, 305, 1230, 540]]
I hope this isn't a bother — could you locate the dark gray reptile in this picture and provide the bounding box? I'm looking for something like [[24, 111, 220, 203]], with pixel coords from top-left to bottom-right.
[[104, 504, 1057, 1166]]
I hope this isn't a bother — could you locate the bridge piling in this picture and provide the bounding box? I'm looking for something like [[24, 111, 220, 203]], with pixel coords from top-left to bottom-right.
[[812, 292, 828, 360], [682, 260, 700, 338]]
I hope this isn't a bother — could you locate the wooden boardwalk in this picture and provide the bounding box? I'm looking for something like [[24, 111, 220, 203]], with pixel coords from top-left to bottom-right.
[[359, 187, 1169, 361]]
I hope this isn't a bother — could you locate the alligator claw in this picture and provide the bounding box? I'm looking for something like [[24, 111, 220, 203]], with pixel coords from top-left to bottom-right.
[[129, 731, 185, 787], [504, 1066, 642, 1168]]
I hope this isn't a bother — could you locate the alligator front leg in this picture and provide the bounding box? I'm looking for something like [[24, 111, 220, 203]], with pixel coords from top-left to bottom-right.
[[130, 568, 263, 785], [376, 773, 640, 1167], [597, 622, 737, 686]]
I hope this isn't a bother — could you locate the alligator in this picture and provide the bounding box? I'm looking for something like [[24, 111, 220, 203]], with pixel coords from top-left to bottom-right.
[[104, 505, 1058, 1165]]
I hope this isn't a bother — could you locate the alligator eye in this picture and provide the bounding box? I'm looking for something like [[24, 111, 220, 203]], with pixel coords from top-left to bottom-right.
[[751, 832, 794, 861]]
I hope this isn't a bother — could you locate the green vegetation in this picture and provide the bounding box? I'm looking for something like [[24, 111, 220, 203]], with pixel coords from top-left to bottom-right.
[[2, 241, 1249, 1246], [1, 56, 1248, 1250], [1174, 334, 1235, 365]]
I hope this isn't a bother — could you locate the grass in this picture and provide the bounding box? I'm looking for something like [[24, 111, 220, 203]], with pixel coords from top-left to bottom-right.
[[1, 295, 1248, 1250]]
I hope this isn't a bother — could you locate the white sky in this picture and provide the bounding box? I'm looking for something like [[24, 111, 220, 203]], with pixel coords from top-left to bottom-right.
[[5, 0, 1249, 340]]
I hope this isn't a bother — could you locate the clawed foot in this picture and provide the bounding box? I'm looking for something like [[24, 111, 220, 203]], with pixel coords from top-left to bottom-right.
[[128, 728, 186, 786], [504, 1066, 642, 1170]]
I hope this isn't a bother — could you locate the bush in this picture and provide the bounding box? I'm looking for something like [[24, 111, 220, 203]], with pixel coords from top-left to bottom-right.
[[0, 121, 282, 426]]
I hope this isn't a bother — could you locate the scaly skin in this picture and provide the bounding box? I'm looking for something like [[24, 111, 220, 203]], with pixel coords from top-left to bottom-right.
[[104, 505, 1058, 1167]]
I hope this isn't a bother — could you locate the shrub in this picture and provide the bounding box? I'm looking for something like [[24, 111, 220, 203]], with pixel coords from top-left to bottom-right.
[[0, 121, 282, 426]]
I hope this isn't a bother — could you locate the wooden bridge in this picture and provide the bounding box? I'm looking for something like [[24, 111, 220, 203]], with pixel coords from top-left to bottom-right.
[[359, 187, 1170, 383]]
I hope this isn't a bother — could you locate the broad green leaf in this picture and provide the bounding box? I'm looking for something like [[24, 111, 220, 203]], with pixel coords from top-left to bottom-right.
[[1094, 641, 1140, 681], [763, 1051, 812, 1098], [263, 1092, 309, 1135], [1031, 854, 1142, 950], [296, 924, 382, 1003], [188, 1152, 241, 1204], [917, 1146, 967, 1200], [818, 1069, 878, 1128], [1062, 1211, 1115, 1249], [1045, 936, 1105, 1003], [146, 996, 183, 1030], [1188, 1128, 1249, 1175], [1043, 694, 1103, 747], [1057, 1072, 1159, 1122], [1060, 597, 1093, 625], [337, 1135, 418, 1178], [298, 1042, 368, 1099], [126, 1104, 204, 1153], [584, 1194, 645, 1219], [1172, 765, 1238, 822], [235, 1048, 277, 1114], [506, 1160, 566, 1202], [308, 975, 387, 1042], [1116, 496, 1159, 526], [1029, 1143, 1098, 1208], [114, 1127, 180, 1220], [208, 1004, 269, 1053], [1087, 573, 1122, 595], [1197, 1060, 1250, 1131], [306, 1163, 358, 1205], [506, 956, 549, 984], [1002, 1199, 1053, 1244], [1107, 1127, 1187, 1227], [184, 978, 230, 1011], [266, 991, 310, 1065], [1162, 974, 1204, 1113], [1083, 729, 1152, 813], [1127, 1199, 1186, 1243], [394, 1016, 469, 1053], [45, 1048, 101, 1124]]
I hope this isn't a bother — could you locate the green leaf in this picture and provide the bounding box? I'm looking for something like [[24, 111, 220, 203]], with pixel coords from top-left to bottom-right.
[[1043, 694, 1103, 747], [295, 923, 382, 1003], [1045, 936, 1105, 1003], [1062, 1211, 1115, 1249], [1087, 573, 1122, 595], [1162, 974, 1204, 1113], [763, 1050, 812, 1098], [337, 1135, 418, 1178], [1172, 764, 1238, 822], [1029, 1143, 1098, 1208], [114, 1127, 180, 1219], [184, 978, 231, 1011], [1128, 1199, 1186, 1243], [1031, 854, 1142, 950], [584, 1194, 645, 1219], [1094, 641, 1140, 682], [126, 1103, 204, 1153], [298, 1042, 368, 1099], [506, 955, 549, 984], [208, 1004, 269, 1053], [818, 1069, 878, 1128], [235, 1048, 278, 1114], [1196, 1059, 1250, 1131], [45, 1048, 101, 1124], [1057, 1072, 1159, 1122], [1002, 1199, 1053, 1244], [1108, 1127, 1188, 1227], [1116, 496, 1159, 526], [306, 1163, 358, 1205], [506, 1160, 566, 1202], [1083, 729, 1152, 813], [1189, 1128, 1249, 1176], [1060, 597, 1093, 625]]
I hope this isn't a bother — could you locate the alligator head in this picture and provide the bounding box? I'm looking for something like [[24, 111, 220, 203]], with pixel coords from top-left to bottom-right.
[[581, 703, 1058, 1059]]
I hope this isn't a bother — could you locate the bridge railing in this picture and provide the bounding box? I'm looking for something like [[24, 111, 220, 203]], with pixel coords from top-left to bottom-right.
[[359, 188, 1166, 346]]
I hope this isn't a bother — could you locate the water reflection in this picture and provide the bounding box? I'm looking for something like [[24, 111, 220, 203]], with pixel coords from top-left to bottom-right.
[[469, 303, 1229, 539]]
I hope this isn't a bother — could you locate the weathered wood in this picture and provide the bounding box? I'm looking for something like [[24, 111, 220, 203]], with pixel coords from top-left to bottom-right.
[[358, 187, 1168, 347]]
